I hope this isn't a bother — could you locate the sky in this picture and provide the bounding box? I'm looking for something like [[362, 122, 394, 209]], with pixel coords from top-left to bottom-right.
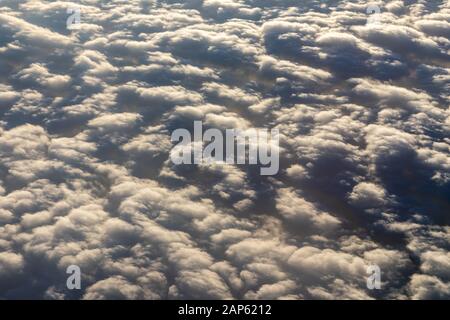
[[0, 0, 449, 300]]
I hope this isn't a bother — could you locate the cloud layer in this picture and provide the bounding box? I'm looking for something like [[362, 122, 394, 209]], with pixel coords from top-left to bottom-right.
[[0, 0, 449, 299]]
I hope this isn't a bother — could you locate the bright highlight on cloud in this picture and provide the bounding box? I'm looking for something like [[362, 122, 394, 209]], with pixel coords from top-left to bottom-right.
[[0, 0, 449, 300]]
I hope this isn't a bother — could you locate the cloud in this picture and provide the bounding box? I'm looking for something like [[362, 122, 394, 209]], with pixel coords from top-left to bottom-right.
[[276, 188, 341, 231], [409, 274, 450, 300], [0, 0, 448, 300], [348, 182, 388, 209], [287, 246, 366, 281]]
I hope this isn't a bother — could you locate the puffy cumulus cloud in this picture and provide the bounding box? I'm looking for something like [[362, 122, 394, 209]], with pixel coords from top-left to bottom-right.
[[307, 279, 373, 300], [408, 274, 450, 300], [276, 188, 341, 232], [197, 162, 256, 206], [83, 275, 164, 300], [169, 269, 233, 299], [135, 85, 204, 106], [74, 50, 119, 83], [0, 12, 73, 49], [86, 112, 143, 144], [0, 0, 449, 300], [353, 23, 446, 60], [0, 85, 20, 109], [201, 82, 260, 107], [121, 125, 172, 159], [258, 55, 333, 85], [0, 251, 24, 277], [244, 280, 298, 300], [348, 182, 388, 209], [14, 63, 71, 92], [350, 78, 443, 115], [288, 246, 366, 281], [0, 124, 50, 161], [419, 250, 450, 280]]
